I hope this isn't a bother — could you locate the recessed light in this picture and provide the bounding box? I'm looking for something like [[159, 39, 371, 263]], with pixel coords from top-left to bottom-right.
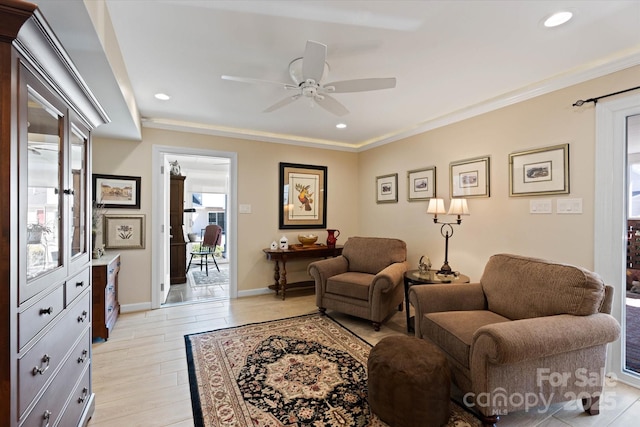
[[544, 11, 573, 28], [154, 93, 171, 101], [336, 123, 347, 129]]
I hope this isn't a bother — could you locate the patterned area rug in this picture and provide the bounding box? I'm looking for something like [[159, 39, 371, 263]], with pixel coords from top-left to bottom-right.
[[184, 313, 481, 427], [187, 263, 229, 287]]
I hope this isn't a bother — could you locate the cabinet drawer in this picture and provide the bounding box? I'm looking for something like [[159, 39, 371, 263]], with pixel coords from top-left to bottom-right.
[[107, 256, 120, 284], [19, 285, 64, 349], [18, 294, 91, 416], [65, 267, 90, 305], [57, 365, 91, 427], [19, 353, 89, 427]]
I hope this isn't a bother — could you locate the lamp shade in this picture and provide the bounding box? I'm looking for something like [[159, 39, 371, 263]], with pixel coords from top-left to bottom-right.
[[447, 198, 469, 216], [427, 198, 446, 215]]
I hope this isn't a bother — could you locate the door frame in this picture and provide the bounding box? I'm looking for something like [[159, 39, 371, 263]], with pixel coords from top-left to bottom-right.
[[595, 93, 640, 388], [151, 144, 238, 308]]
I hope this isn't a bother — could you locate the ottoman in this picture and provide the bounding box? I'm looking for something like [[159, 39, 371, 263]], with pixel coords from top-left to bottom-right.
[[367, 335, 450, 427]]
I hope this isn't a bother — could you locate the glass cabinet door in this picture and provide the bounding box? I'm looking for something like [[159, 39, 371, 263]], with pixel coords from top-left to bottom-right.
[[26, 89, 63, 280], [70, 123, 88, 262]]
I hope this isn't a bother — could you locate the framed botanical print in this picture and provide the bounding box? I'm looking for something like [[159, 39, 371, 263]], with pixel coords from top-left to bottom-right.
[[279, 162, 327, 229], [103, 214, 145, 249], [450, 156, 490, 198]]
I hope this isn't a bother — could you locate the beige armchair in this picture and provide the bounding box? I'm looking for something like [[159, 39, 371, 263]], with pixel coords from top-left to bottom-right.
[[409, 253, 620, 426], [308, 236, 409, 330]]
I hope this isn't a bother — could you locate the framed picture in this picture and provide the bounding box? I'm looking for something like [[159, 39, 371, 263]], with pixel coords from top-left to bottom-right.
[[509, 143, 569, 197], [279, 162, 327, 229], [376, 173, 398, 203], [93, 174, 141, 209], [407, 167, 436, 201], [103, 214, 145, 249], [450, 156, 490, 198]]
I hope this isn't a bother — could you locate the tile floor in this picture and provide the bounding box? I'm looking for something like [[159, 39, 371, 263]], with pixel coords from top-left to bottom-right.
[[89, 291, 640, 426], [165, 259, 230, 305]]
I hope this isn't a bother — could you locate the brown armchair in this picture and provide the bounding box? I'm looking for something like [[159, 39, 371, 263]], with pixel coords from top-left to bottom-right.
[[409, 253, 620, 426], [308, 236, 409, 330]]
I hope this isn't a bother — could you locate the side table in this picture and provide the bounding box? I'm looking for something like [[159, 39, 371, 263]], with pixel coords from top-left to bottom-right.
[[404, 269, 470, 333], [263, 244, 343, 300]]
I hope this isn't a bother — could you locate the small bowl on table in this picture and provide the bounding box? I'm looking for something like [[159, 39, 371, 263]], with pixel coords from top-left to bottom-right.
[[298, 234, 318, 246]]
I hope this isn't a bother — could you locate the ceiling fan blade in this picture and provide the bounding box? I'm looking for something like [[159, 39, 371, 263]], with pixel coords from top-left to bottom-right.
[[221, 75, 296, 89], [323, 77, 396, 93], [302, 40, 327, 82], [315, 94, 349, 116], [263, 94, 301, 113]]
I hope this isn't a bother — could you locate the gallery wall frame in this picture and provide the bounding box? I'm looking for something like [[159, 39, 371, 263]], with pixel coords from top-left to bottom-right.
[[103, 214, 145, 249], [93, 174, 141, 209], [509, 143, 569, 197], [279, 162, 327, 229], [450, 156, 490, 198], [407, 166, 436, 201], [376, 173, 398, 203]]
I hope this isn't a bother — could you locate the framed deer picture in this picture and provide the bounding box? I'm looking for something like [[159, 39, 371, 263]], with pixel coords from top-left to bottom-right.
[[279, 162, 327, 229]]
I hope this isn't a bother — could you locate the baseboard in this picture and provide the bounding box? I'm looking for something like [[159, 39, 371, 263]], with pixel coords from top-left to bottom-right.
[[237, 287, 272, 298], [120, 302, 152, 313]]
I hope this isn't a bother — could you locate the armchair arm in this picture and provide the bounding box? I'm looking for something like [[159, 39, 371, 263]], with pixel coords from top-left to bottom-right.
[[370, 261, 409, 294], [472, 313, 621, 365], [308, 256, 349, 306], [409, 282, 487, 314]]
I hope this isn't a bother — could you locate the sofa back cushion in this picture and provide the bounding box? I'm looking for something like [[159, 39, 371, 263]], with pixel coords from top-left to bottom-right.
[[480, 253, 605, 319], [342, 237, 407, 275]]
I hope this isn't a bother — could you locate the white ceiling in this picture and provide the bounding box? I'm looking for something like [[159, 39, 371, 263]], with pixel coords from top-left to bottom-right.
[[35, 0, 640, 151]]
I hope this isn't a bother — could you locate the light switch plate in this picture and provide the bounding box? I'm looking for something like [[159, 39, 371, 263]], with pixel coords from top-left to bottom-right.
[[239, 204, 252, 214], [557, 198, 582, 214], [530, 199, 552, 214]]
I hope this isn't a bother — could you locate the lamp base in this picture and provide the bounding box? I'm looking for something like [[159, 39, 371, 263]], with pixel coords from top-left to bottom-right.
[[437, 262, 453, 275]]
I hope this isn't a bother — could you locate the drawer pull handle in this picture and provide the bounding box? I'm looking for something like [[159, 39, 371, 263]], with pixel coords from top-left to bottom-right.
[[77, 310, 88, 323], [43, 409, 52, 427], [107, 305, 113, 313], [107, 285, 114, 292], [39, 306, 54, 315], [76, 281, 84, 288], [78, 349, 88, 364], [78, 387, 89, 404], [32, 354, 50, 376]]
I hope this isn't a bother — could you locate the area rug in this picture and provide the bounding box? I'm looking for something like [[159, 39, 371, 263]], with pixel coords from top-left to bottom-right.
[[184, 313, 481, 427], [187, 264, 229, 287]]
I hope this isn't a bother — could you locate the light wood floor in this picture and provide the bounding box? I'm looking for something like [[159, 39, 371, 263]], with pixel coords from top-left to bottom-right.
[[89, 291, 640, 427]]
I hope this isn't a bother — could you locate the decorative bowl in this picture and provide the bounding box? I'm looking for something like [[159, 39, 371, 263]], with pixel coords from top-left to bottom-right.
[[298, 234, 318, 246]]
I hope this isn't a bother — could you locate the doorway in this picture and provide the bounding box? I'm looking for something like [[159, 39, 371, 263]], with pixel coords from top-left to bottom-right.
[[595, 94, 640, 389], [151, 145, 238, 309]]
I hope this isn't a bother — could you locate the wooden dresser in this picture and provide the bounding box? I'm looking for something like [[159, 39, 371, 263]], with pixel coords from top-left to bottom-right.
[[92, 252, 121, 341], [0, 2, 108, 426]]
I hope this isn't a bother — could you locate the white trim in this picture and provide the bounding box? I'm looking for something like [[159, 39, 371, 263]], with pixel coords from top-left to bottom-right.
[[595, 93, 640, 389], [151, 144, 238, 308], [237, 287, 272, 298], [120, 302, 152, 313]]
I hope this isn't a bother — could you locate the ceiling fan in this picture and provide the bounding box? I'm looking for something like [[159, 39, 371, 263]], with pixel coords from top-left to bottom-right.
[[221, 40, 396, 116]]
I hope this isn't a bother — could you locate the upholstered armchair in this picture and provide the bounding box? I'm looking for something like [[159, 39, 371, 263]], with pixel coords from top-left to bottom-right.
[[409, 253, 620, 426], [308, 236, 409, 330]]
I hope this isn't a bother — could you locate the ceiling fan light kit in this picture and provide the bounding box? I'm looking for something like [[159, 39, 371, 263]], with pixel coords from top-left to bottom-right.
[[222, 40, 396, 116]]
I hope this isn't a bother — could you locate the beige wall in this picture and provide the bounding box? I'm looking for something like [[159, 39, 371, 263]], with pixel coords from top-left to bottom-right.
[[93, 65, 640, 308], [93, 129, 359, 306], [359, 65, 640, 280]]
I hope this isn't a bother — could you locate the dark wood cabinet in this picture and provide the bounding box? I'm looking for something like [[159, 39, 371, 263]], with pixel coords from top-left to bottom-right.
[[0, 3, 108, 426], [170, 175, 187, 284], [92, 252, 121, 340]]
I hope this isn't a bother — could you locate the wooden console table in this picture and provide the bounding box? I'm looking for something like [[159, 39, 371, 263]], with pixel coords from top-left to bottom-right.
[[263, 244, 343, 300]]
